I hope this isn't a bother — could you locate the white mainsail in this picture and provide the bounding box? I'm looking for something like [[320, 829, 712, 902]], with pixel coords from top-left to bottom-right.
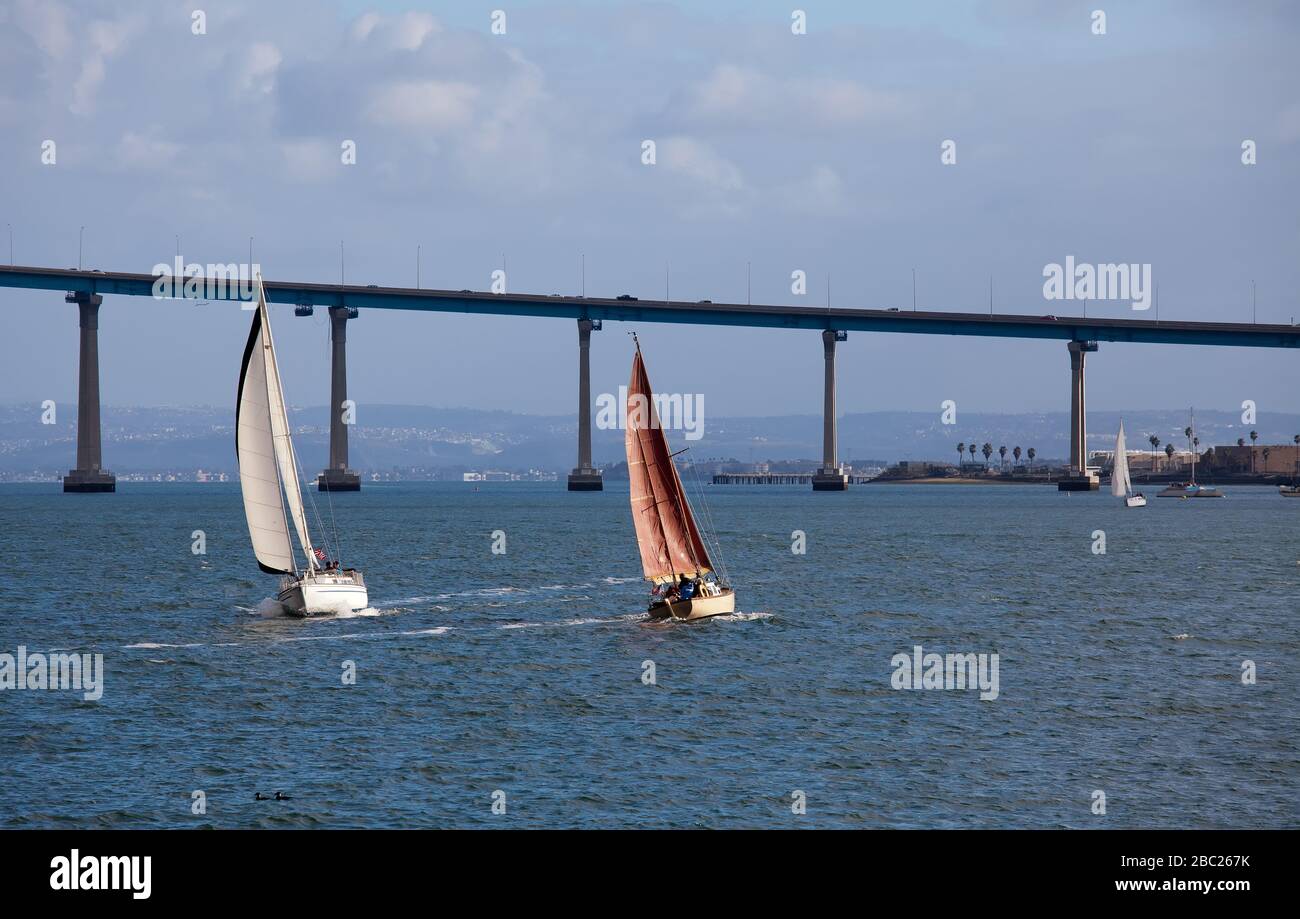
[[1112, 421, 1131, 498], [236, 276, 318, 574]]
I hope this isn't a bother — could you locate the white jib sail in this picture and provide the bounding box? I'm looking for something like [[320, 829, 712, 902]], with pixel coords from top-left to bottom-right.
[[1112, 421, 1131, 498], [257, 276, 318, 571], [237, 299, 295, 573]]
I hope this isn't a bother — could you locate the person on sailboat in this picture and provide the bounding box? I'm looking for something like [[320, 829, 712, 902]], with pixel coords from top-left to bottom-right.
[[679, 574, 696, 601]]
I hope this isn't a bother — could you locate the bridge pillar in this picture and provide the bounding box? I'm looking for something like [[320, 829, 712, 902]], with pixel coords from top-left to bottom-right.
[[63, 292, 115, 493], [318, 306, 361, 491], [1059, 340, 1099, 491], [812, 329, 849, 491], [568, 318, 603, 491]]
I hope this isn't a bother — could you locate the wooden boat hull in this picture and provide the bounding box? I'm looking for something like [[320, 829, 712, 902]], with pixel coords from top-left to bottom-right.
[[278, 571, 368, 617], [649, 588, 735, 621]]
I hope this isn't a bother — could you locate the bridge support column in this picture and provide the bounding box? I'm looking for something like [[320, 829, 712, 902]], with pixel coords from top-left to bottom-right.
[[568, 318, 603, 491], [812, 330, 849, 491], [63, 292, 115, 493], [1059, 340, 1099, 491], [318, 306, 361, 491]]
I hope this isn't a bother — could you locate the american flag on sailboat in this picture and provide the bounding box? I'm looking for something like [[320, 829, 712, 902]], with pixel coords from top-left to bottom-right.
[[314, 547, 327, 562]]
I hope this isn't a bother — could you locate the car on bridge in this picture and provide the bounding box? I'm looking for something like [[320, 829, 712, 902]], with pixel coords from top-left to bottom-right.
[[617, 294, 637, 301]]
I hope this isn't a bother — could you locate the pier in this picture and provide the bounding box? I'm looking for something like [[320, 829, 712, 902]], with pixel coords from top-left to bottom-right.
[[712, 472, 877, 485]]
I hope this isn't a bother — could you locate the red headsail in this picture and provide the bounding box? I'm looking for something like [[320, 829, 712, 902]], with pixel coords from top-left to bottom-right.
[[624, 346, 713, 584]]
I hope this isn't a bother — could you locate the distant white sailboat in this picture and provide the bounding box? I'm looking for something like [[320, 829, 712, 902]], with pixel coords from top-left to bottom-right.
[[1112, 421, 1146, 507], [237, 274, 368, 616]]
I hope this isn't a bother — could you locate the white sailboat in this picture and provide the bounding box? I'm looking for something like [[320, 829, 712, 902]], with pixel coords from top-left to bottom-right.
[[237, 274, 368, 616], [1111, 421, 1146, 507]]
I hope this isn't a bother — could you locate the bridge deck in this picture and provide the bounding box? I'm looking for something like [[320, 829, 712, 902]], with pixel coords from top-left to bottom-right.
[[2, 265, 1296, 348]]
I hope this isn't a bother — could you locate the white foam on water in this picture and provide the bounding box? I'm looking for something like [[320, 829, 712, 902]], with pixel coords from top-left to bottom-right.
[[329, 606, 382, 619], [123, 641, 205, 649], [499, 613, 641, 630], [1172, 633, 1192, 640], [401, 627, 450, 636], [244, 597, 287, 618]]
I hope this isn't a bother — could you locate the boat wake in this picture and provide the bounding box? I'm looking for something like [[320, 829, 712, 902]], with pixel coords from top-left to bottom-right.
[[499, 613, 643, 630], [717, 611, 773, 622]]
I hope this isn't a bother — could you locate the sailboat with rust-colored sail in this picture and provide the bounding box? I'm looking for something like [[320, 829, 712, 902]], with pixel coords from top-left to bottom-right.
[[624, 334, 735, 620], [237, 273, 368, 616]]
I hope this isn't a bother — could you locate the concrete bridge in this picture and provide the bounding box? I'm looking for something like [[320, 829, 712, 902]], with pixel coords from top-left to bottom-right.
[[3, 264, 1297, 493]]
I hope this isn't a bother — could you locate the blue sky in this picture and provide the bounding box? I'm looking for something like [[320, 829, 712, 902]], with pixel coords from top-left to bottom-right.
[[1, 0, 1297, 418]]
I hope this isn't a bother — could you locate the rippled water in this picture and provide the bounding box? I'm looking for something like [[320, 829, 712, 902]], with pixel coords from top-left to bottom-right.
[[1, 481, 1296, 828]]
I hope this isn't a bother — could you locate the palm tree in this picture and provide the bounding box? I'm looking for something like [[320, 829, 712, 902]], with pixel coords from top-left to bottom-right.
[[1294, 434, 1300, 477], [1165, 443, 1175, 472], [982, 443, 993, 466], [1263, 447, 1271, 473], [1237, 437, 1245, 447], [1250, 429, 1259, 473], [1148, 434, 1159, 472], [1013, 445, 1022, 465], [969, 443, 977, 463], [1027, 447, 1037, 467], [999, 445, 1007, 468], [956, 442, 966, 467]]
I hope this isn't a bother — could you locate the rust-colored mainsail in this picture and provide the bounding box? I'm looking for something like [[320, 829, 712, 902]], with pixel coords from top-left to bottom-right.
[[624, 342, 714, 584]]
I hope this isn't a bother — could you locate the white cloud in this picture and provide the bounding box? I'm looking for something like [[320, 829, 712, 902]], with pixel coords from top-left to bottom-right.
[[70, 18, 138, 115], [115, 129, 182, 170], [12, 0, 73, 60], [688, 63, 906, 129], [780, 165, 850, 216], [660, 136, 745, 192], [239, 42, 282, 97], [366, 80, 479, 131], [351, 11, 442, 50], [278, 140, 341, 183]]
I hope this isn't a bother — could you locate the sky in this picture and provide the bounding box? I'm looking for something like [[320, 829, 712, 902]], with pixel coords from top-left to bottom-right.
[[0, 0, 1297, 419]]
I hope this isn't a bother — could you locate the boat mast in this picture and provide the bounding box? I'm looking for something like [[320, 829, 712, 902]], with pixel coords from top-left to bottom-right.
[[257, 275, 318, 573]]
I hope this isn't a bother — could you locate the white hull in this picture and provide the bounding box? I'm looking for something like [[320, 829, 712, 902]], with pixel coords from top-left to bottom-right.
[[1157, 483, 1224, 498], [649, 588, 735, 621], [1279, 486, 1300, 497], [277, 570, 368, 617], [1125, 495, 1147, 507]]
